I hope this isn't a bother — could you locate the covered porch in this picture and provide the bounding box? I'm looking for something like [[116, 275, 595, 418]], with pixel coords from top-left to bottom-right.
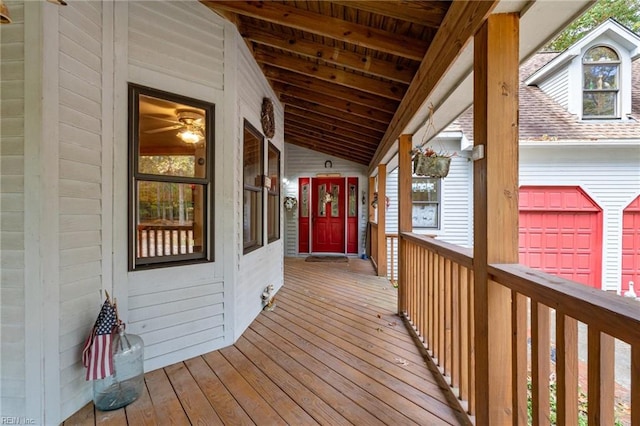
[[64, 257, 468, 425]]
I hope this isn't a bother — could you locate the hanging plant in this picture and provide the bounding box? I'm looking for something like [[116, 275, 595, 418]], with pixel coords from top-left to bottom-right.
[[411, 104, 455, 178]]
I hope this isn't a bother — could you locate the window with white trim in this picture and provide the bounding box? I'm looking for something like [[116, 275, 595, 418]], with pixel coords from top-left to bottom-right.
[[412, 177, 441, 229], [582, 46, 620, 118]]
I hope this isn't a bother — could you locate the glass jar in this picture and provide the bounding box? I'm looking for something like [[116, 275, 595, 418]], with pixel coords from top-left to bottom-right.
[[93, 327, 144, 411]]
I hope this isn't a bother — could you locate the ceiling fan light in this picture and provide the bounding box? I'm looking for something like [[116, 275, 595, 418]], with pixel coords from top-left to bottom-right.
[[178, 127, 204, 144]]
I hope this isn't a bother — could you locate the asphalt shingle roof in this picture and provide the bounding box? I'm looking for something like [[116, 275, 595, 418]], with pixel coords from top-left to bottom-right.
[[453, 53, 640, 142]]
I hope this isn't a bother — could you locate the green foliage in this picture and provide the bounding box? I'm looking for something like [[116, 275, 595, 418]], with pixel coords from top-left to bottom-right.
[[527, 378, 624, 425], [544, 0, 640, 51]]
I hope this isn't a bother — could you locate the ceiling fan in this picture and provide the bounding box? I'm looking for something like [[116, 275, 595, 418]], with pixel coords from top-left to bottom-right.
[[144, 109, 205, 144]]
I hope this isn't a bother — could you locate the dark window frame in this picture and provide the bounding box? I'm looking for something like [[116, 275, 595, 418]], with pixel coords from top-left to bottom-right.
[[267, 142, 281, 243], [128, 83, 215, 271], [243, 120, 264, 254]]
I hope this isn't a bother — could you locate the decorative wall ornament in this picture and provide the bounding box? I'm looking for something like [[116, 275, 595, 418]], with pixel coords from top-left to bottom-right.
[[284, 196, 298, 211], [260, 97, 275, 138]]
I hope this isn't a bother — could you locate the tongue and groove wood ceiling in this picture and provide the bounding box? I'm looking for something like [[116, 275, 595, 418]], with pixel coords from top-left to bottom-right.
[[201, 1, 452, 165]]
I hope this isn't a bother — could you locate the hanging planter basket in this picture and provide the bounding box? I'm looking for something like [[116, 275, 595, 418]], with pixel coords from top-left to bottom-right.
[[413, 152, 451, 178]]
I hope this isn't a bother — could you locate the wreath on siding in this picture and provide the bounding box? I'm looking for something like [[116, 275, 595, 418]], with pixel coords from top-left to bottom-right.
[[261, 97, 275, 139]]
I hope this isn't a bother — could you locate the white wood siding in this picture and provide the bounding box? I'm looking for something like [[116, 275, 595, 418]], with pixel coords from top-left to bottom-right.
[[520, 145, 640, 291], [235, 38, 285, 337], [384, 143, 473, 280], [128, 1, 223, 90], [283, 144, 368, 257], [1, 1, 26, 416], [124, 1, 230, 373], [56, 1, 105, 417], [538, 66, 569, 109]]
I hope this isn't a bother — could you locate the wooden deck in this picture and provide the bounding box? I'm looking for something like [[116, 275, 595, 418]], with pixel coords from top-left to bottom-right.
[[64, 257, 468, 425]]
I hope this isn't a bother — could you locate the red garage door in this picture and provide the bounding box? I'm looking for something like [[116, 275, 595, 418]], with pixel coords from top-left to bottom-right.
[[622, 195, 640, 292], [519, 187, 602, 288]]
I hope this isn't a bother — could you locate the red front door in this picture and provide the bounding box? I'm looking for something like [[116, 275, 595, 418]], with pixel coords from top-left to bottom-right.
[[312, 177, 345, 253]]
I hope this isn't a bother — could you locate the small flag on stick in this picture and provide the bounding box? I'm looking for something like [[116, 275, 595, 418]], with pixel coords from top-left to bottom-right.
[[82, 293, 118, 380]]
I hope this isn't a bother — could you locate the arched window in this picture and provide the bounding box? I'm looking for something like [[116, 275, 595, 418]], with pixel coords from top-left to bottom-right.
[[582, 46, 619, 118]]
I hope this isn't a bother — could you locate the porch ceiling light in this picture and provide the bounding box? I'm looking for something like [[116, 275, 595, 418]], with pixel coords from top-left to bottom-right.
[[177, 125, 204, 144], [0, 0, 12, 24]]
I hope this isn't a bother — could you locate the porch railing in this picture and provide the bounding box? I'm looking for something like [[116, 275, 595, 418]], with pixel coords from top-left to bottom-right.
[[137, 224, 194, 258], [400, 232, 640, 424]]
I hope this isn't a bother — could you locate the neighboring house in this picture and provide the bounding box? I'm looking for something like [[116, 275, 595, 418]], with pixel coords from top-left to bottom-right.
[[386, 19, 640, 293]]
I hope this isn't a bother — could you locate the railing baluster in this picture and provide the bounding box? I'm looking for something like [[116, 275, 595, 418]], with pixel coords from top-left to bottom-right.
[[438, 255, 445, 368], [532, 300, 551, 426], [419, 247, 427, 343], [556, 312, 578, 425], [444, 258, 452, 377], [452, 263, 460, 392], [468, 271, 475, 416], [427, 250, 434, 352], [587, 328, 615, 425], [632, 344, 640, 425], [512, 292, 528, 425], [460, 266, 469, 403]]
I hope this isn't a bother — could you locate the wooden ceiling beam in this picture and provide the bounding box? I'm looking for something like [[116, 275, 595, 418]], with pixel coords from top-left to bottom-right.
[[330, 1, 448, 28], [239, 22, 417, 83], [264, 66, 398, 113], [285, 130, 373, 160], [285, 134, 370, 165], [285, 105, 385, 139], [273, 83, 393, 124], [200, 0, 429, 60], [369, 0, 499, 172], [285, 119, 379, 150], [281, 96, 389, 132], [254, 48, 406, 101]]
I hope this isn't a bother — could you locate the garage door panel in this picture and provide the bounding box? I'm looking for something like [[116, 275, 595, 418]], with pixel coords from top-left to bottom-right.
[[621, 195, 640, 292], [520, 186, 601, 289]]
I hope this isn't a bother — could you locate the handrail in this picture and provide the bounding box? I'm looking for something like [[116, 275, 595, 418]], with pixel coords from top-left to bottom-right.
[[398, 232, 639, 424], [489, 263, 640, 344]]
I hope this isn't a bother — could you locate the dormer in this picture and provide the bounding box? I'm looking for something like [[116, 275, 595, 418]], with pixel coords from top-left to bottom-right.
[[525, 19, 640, 121]]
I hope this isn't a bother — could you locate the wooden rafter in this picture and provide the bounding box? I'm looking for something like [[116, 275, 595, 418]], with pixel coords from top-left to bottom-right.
[[285, 134, 370, 164], [330, 1, 448, 27], [254, 48, 406, 101], [285, 106, 385, 139], [239, 22, 417, 83], [201, 1, 429, 60], [284, 119, 378, 150], [264, 66, 399, 113], [273, 83, 394, 123], [281, 96, 389, 132]]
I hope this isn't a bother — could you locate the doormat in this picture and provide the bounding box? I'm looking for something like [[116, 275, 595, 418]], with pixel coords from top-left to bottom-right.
[[305, 255, 349, 263]]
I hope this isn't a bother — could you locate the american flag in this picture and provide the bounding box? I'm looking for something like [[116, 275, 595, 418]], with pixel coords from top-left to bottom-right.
[[82, 298, 118, 380]]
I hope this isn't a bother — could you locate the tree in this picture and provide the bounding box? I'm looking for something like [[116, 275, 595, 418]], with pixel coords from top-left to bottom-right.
[[544, 0, 640, 51]]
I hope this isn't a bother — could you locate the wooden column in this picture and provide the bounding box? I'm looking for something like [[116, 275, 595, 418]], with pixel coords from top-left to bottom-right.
[[376, 164, 387, 277], [473, 13, 520, 425], [398, 134, 413, 314]]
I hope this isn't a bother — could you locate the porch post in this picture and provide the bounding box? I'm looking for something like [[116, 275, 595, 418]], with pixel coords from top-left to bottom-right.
[[376, 164, 387, 277], [473, 13, 520, 424], [398, 134, 413, 314]]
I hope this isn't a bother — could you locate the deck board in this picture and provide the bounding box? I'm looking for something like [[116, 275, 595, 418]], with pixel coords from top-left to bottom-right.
[[63, 257, 468, 425]]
